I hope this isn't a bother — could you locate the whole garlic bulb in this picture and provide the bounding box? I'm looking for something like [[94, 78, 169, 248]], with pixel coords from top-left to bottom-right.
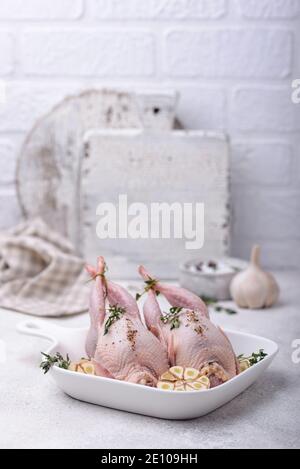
[[230, 245, 279, 309]]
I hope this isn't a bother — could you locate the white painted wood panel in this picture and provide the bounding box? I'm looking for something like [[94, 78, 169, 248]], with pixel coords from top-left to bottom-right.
[[82, 130, 229, 279]]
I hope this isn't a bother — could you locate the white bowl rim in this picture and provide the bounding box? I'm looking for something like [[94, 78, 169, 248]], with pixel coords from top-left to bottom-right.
[[179, 257, 248, 278]]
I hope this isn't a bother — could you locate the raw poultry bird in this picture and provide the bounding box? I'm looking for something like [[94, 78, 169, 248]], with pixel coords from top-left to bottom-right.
[[138, 266, 239, 387], [85, 257, 169, 386], [85, 257, 106, 359]]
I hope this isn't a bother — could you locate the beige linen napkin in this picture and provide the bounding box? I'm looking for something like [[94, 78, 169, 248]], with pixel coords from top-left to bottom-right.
[[0, 218, 89, 316]]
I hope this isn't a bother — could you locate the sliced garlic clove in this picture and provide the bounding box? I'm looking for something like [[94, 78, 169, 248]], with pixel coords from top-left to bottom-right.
[[174, 382, 186, 392], [160, 371, 177, 382], [169, 366, 184, 380], [157, 367, 211, 392], [239, 359, 251, 372], [76, 364, 86, 374], [68, 360, 95, 374], [184, 367, 200, 381], [186, 381, 207, 391], [68, 362, 78, 372], [81, 363, 95, 375], [157, 381, 175, 391], [79, 359, 89, 365], [196, 375, 210, 388]]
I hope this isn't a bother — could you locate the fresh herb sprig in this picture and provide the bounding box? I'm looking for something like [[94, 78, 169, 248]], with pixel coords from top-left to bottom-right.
[[40, 352, 71, 374], [136, 277, 159, 301], [104, 305, 126, 335], [237, 349, 268, 366], [160, 306, 183, 330], [202, 296, 237, 315]]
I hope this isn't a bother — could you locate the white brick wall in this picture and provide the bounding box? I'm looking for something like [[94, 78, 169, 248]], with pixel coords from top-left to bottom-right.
[[0, 0, 83, 20], [21, 30, 155, 77], [0, 0, 299, 269], [231, 87, 300, 132], [165, 29, 292, 78], [0, 82, 83, 131], [238, 0, 300, 19], [90, 0, 227, 20], [231, 143, 293, 186], [0, 32, 14, 75]]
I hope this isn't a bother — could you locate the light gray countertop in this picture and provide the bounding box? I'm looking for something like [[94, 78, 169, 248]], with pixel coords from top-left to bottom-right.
[[0, 271, 299, 449]]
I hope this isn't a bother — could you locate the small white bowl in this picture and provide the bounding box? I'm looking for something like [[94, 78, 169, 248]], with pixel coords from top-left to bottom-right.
[[179, 257, 248, 301]]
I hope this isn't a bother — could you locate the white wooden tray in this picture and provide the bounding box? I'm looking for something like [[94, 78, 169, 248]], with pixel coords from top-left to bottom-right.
[[82, 129, 230, 278]]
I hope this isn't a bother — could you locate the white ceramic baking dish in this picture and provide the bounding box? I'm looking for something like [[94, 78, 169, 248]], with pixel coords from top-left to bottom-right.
[[17, 319, 278, 420]]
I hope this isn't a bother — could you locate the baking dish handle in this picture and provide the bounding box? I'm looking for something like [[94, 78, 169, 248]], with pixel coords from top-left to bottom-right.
[[16, 319, 62, 345]]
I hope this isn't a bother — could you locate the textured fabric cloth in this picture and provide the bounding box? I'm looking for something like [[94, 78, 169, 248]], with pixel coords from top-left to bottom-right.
[[0, 219, 89, 317]]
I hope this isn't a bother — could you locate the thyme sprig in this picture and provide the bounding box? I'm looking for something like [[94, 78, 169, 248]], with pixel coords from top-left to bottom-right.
[[40, 352, 71, 374], [202, 296, 237, 315], [237, 349, 268, 366], [160, 306, 183, 330], [136, 277, 159, 301], [104, 305, 126, 335]]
